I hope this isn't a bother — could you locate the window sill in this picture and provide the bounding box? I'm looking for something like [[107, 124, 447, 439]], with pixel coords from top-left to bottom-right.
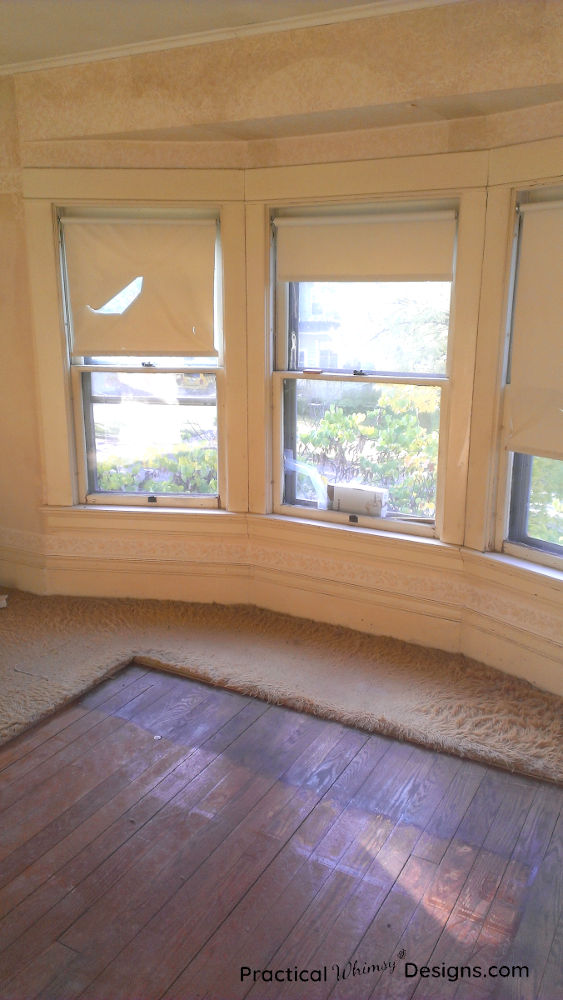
[[273, 503, 437, 538], [40, 504, 242, 535], [502, 541, 563, 575], [461, 546, 563, 592]]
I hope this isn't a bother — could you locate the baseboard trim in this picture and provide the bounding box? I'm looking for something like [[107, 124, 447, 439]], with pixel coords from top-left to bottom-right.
[[1, 518, 560, 694]]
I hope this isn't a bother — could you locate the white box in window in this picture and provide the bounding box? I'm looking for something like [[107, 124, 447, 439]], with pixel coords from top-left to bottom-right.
[[327, 484, 388, 518]]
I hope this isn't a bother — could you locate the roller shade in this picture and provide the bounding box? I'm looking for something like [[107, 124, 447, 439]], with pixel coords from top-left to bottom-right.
[[505, 202, 563, 460], [275, 211, 456, 282], [62, 218, 218, 356]]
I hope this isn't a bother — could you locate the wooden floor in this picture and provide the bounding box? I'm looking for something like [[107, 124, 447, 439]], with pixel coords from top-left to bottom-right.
[[0, 666, 561, 1000]]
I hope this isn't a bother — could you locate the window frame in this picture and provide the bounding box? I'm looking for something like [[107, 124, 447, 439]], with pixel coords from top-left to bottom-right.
[[505, 452, 563, 560], [59, 207, 224, 509], [271, 201, 460, 539], [69, 363, 222, 508], [496, 188, 563, 569]]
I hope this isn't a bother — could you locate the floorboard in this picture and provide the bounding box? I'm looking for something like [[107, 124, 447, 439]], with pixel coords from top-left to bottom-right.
[[0, 665, 560, 1000]]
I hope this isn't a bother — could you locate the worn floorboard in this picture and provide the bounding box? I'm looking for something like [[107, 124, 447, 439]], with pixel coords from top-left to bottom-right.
[[0, 665, 560, 1000]]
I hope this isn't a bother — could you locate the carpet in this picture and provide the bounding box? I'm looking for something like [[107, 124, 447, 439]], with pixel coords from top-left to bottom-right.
[[0, 589, 561, 784]]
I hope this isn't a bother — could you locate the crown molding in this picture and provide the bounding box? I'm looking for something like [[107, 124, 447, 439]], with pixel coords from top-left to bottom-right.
[[1, 0, 464, 77]]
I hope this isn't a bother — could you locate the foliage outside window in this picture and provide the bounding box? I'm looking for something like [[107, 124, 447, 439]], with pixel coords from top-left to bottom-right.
[[279, 280, 451, 524], [85, 369, 218, 499]]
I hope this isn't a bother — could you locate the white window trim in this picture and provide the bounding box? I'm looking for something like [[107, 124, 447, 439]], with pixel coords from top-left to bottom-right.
[[269, 192, 487, 546], [492, 186, 563, 571], [23, 168, 248, 515]]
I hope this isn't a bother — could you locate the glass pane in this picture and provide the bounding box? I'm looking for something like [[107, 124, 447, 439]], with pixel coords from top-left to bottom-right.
[[527, 456, 563, 547], [283, 379, 440, 519], [86, 372, 217, 495], [75, 355, 218, 368], [290, 282, 450, 374]]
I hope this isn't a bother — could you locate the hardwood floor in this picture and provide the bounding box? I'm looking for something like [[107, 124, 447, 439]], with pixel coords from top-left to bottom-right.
[[0, 665, 560, 1000]]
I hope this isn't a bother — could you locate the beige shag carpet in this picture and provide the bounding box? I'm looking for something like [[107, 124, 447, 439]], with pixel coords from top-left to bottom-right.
[[0, 589, 561, 784]]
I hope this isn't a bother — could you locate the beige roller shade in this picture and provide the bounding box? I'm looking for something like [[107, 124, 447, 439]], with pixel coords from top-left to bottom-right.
[[63, 218, 218, 356], [505, 203, 563, 460], [275, 211, 456, 282]]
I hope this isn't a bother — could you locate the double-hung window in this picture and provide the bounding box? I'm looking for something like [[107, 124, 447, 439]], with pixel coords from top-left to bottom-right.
[[60, 210, 222, 507], [273, 206, 457, 532], [503, 194, 563, 559]]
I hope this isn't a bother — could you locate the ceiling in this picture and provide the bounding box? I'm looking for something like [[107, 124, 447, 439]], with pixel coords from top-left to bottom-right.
[[0, 0, 461, 73]]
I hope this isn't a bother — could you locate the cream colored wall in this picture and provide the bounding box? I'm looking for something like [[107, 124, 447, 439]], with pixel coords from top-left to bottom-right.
[[0, 0, 562, 693], [12, 0, 563, 145], [0, 78, 43, 545]]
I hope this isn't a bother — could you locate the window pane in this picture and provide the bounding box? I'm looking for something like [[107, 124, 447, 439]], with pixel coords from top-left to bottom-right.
[[86, 372, 217, 495], [528, 457, 563, 546], [75, 355, 218, 368], [283, 379, 440, 519], [290, 282, 450, 374], [510, 454, 563, 551]]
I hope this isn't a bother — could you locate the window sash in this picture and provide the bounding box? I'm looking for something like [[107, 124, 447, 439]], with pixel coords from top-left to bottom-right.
[[507, 452, 563, 556], [272, 370, 445, 534], [71, 365, 221, 507]]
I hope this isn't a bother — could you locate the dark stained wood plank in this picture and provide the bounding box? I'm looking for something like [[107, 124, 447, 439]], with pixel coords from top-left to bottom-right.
[[304, 757, 484, 998], [510, 782, 563, 868], [0, 672, 164, 809], [489, 813, 562, 1000], [0, 713, 127, 854], [0, 705, 91, 773], [350, 739, 416, 816], [537, 908, 563, 1000], [454, 768, 520, 849], [76, 662, 150, 709], [158, 730, 383, 1000], [451, 859, 533, 1000], [326, 845, 436, 1000], [413, 759, 486, 864], [111, 669, 207, 726], [0, 668, 153, 799], [64, 708, 330, 1000], [449, 789, 562, 1000], [153, 684, 253, 748], [0, 705, 270, 985], [0, 665, 559, 1000], [406, 776, 543, 1000], [0, 942, 77, 1000], [0, 721, 190, 901], [0, 737, 190, 919], [271, 846, 434, 1000]]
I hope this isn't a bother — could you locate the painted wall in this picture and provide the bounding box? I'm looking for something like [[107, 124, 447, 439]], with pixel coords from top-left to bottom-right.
[[0, 78, 43, 539], [0, 0, 561, 692]]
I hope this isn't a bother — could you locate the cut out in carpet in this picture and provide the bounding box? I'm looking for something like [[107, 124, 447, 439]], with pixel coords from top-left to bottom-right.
[[0, 589, 561, 784]]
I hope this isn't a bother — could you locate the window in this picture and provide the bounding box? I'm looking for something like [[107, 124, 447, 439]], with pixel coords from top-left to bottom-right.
[[503, 195, 563, 559], [273, 207, 456, 531], [60, 211, 222, 506], [508, 454, 563, 555]]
